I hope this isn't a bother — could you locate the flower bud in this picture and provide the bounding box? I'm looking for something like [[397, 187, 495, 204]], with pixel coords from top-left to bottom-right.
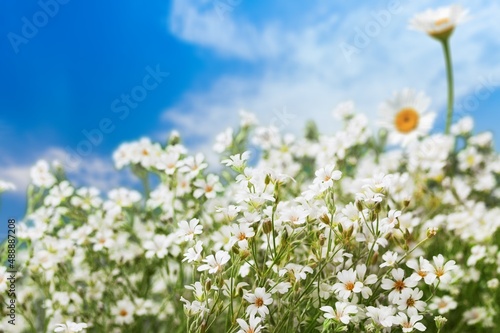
[[427, 227, 438, 238], [403, 198, 411, 208], [319, 233, 326, 246], [434, 316, 447, 330], [205, 278, 212, 292], [262, 219, 273, 234], [355, 200, 363, 211], [240, 249, 251, 260], [319, 213, 330, 226], [265, 174, 271, 185]]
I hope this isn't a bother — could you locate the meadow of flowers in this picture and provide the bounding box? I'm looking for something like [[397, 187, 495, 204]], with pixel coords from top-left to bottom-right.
[[1, 4, 499, 333]]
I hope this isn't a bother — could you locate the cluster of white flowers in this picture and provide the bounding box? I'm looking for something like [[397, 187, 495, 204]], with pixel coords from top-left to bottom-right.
[[1, 4, 498, 333]]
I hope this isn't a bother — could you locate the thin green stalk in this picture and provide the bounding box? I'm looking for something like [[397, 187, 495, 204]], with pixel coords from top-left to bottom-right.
[[441, 39, 454, 134]]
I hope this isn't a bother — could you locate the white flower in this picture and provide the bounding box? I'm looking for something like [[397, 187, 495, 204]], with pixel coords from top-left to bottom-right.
[[280, 205, 309, 225], [143, 234, 172, 259], [381, 268, 418, 303], [429, 295, 457, 314], [179, 153, 208, 178], [463, 307, 489, 325], [366, 305, 396, 328], [406, 257, 431, 282], [54, 321, 88, 332], [0, 180, 16, 193], [332, 268, 363, 299], [279, 263, 313, 282], [396, 288, 426, 312], [239, 109, 258, 127], [236, 315, 263, 333], [71, 187, 102, 210], [380, 251, 398, 268], [356, 264, 377, 299], [379, 89, 436, 146], [332, 100, 355, 120], [269, 281, 292, 295], [409, 4, 469, 39], [394, 312, 426, 332], [198, 250, 230, 274], [111, 298, 135, 325], [178, 218, 203, 241], [30, 160, 56, 188], [313, 164, 342, 191], [213, 127, 233, 153], [451, 116, 473, 135], [423, 254, 457, 285], [380, 209, 401, 231], [180, 297, 210, 317], [183, 241, 204, 263], [244, 287, 273, 318], [222, 151, 251, 169], [487, 278, 499, 289], [44, 181, 74, 207], [320, 302, 358, 325], [230, 224, 255, 250], [193, 174, 223, 199], [92, 229, 115, 252]]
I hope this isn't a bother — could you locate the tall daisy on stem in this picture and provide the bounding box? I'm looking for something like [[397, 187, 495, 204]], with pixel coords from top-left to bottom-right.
[[410, 5, 469, 134]]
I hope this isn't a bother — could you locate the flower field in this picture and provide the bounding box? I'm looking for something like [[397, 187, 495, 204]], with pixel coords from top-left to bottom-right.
[[1, 4, 499, 333]]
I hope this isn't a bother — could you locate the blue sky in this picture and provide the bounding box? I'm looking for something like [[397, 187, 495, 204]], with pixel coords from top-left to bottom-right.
[[1, 0, 500, 225]]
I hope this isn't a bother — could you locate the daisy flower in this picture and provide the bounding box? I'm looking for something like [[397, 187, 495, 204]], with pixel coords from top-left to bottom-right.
[[320, 302, 358, 325], [406, 257, 431, 282], [54, 321, 88, 332], [230, 224, 255, 250], [193, 174, 223, 199], [394, 312, 426, 332], [313, 164, 342, 191], [111, 298, 135, 325], [396, 288, 426, 312], [429, 295, 458, 314], [143, 234, 172, 259], [380, 251, 398, 268], [236, 315, 264, 333], [198, 250, 230, 274], [332, 268, 363, 299], [182, 241, 204, 263], [213, 127, 233, 153], [30, 160, 56, 188], [379, 89, 436, 146], [366, 306, 397, 328], [423, 254, 457, 285], [244, 287, 273, 318], [178, 218, 203, 241], [409, 5, 469, 40], [222, 151, 251, 169], [381, 268, 418, 303]]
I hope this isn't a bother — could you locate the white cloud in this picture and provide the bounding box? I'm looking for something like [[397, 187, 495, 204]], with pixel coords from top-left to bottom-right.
[[164, 0, 500, 153]]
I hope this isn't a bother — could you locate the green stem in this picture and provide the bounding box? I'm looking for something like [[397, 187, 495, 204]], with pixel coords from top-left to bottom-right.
[[441, 39, 454, 134]]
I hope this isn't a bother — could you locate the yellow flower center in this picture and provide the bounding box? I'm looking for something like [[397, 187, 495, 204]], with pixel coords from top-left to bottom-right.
[[345, 282, 355, 291], [394, 280, 405, 292], [394, 108, 419, 133], [435, 17, 450, 26], [406, 297, 415, 307], [255, 298, 264, 307]]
